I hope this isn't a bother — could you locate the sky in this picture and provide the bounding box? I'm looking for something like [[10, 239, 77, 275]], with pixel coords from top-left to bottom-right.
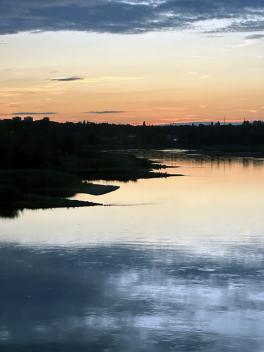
[[0, 0, 264, 124]]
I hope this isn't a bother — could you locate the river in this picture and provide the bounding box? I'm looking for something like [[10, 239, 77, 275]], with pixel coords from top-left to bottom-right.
[[1, 150, 264, 351]]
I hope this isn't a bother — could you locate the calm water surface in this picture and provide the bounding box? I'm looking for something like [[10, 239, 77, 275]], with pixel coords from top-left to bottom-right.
[[1, 150, 264, 351]]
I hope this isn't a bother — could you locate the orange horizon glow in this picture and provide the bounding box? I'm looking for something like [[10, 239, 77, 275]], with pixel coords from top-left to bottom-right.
[[1, 31, 264, 125]]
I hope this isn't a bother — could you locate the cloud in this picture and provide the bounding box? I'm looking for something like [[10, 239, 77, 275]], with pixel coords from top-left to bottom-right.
[[49, 76, 84, 82], [191, 55, 216, 59], [245, 33, 264, 40], [10, 112, 57, 115], [85, 110, 125, 114], [237, 33, 264, 47], [50, 75, 142, 84], [187, 71, 209, 79], [0, 0, 263, 35]]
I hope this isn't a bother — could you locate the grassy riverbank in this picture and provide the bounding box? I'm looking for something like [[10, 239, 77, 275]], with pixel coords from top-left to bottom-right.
[[0, 152, 178, 214]]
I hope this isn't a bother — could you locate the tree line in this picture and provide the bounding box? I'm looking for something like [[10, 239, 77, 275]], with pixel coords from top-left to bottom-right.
[[1, 118, 264, 169]]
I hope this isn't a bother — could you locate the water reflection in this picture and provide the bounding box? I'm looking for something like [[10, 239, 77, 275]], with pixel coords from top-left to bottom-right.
[[2, 150, 264, 220], [1, 151, 264, 351], [136, 149, 264, 170], [1, 243, 264, 351]]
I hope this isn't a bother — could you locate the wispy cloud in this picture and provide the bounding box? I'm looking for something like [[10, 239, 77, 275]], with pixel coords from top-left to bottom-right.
[[49, 75, 142, 84], [247, 109, 258, 113], [0, 0, 263, 35], [187, 71, 209, 79], [49, 76, 84, 82], [10, 112, 57, 115], [236, 33, 264, 47], [191, 55, 216, 59], [85, 111, 125, 115], [245, 34, 264, 40]]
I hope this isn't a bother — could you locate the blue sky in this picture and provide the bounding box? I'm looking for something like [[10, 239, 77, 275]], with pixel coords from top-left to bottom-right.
[[0, 0, 264, 34]]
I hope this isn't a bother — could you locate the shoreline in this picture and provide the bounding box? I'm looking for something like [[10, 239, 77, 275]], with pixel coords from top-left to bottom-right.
[[0, 153, 182, 216]]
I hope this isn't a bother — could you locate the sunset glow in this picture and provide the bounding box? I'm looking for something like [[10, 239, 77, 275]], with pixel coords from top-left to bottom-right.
[[0, 1, 264, 124]]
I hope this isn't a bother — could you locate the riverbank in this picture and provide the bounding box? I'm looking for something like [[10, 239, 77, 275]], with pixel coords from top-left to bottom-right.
[[0, 152, 181, 214]]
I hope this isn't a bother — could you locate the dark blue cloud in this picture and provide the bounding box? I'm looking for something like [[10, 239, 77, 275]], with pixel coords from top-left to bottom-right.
[[245, 33, 264, 39], [49, 76, 84, 81], [85, 111, 125, 115], [11, 112, 57, 115], [0, 0, 263, 35]]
